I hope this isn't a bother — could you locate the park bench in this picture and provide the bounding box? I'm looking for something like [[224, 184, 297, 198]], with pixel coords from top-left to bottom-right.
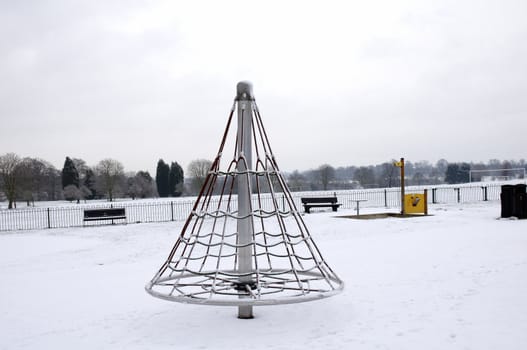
[[83, 208, 126, 224], [301, 197, 341, 213]]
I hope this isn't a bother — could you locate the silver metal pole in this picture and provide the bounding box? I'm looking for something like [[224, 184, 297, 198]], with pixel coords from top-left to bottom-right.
[[236, 81, 254, 319]]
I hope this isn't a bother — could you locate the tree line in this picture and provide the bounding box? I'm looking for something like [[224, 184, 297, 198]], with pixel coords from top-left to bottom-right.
[[286, 159, 526, 191], [1, 152, 525, 209], [0, 153, 214, 209]]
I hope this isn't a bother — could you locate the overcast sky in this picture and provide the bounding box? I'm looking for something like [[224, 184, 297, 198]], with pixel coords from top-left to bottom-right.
[[1, 0, 526, 175]]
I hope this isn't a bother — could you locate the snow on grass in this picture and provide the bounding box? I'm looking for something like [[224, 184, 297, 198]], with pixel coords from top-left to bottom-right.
[[1, 202, 526, 350]]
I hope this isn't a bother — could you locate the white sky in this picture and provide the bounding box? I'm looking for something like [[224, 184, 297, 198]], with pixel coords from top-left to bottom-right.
[[1, 0, 526, 175]]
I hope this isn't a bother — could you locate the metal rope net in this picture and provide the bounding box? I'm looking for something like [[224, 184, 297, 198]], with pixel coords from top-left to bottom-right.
[[146, 82, 343, 317]]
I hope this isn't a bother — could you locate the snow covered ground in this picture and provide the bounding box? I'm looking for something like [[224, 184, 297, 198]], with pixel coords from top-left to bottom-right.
[[1, 202, 526, 350]]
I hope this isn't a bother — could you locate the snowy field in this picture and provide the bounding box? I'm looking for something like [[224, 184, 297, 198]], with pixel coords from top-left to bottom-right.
[[1, 202, 526, 350]]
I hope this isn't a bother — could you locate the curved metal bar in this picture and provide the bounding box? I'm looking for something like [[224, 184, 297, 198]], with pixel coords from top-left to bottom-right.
[[145, 270, 344, 306]]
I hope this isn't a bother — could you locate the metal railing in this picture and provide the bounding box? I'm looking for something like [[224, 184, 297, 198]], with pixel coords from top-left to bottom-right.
[[0, 182, 518, 232]]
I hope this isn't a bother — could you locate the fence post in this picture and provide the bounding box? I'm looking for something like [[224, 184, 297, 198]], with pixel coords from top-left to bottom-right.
[[47, 208, 51, 229], [455, 188, 460, 203], [282, 195, 286, 212], [432, 188, 437, 204], [424, 189, 428, 215], [482, 186, 488, 201], [171, 202, 174, 221], [384, 189, 388, 207]]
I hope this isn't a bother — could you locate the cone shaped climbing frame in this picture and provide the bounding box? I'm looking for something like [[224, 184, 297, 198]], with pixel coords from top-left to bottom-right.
[[146, 82, 343, 316]]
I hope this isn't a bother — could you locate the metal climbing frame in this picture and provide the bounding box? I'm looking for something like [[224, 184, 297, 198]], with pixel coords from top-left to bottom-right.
[[145, 82, 343, 318]]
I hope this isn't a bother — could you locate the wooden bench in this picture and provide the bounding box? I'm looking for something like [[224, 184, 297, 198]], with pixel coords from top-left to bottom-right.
[[83, 208, 126, 224], [301, 197, 341, 213]]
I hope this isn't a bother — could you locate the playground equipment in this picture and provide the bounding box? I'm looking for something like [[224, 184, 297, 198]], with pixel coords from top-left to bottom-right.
[[394, 158, 428, 215], [145, 82, 343, 318], [404, 192, 428, 215], [393, 158, 406, 214]]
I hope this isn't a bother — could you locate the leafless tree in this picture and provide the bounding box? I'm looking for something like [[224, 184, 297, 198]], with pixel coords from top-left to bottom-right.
[[17, 158, 38, 206], [353, 166, 376, 188], [379, 161, 398, 188], [71, 158, 90, 178], [0, 153, 22, 209], [95, 159, 125, 201], [317, 164, 335, 191], [44, 165, 62, 201], [412, 172, 425, 186], [187, 159, 212, 194], [287, 170, 308, 192], [17, 157, 58, 204]]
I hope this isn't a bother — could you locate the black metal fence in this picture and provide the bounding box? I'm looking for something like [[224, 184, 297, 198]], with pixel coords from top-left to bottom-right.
[[0, 182, 514, 232]]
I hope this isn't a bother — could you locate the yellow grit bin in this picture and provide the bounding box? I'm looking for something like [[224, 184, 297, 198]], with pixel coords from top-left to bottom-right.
[[404, 192, 428, 215]]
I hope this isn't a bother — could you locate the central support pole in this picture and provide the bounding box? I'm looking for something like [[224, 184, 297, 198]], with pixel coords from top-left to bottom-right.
[[236, 81, 255, 319]]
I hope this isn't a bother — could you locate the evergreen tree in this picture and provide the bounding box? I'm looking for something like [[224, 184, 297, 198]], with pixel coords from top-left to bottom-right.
[[445, 163, 471, 184], [155, 159, 170, 197], [61, 156, 79, 189], [84, 168, 97, 199], [169, 162, 184, 197], [459, 163, 471, 183], [444, 163, 459, 184]]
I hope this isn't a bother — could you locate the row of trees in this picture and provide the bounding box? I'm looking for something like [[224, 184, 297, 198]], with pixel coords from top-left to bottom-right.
[[0, 153, 219, 209], [0, 154, 141, 209], [2, 152, 525, 208], [286, 159, 527, 191], [60, 157, 135, 203], [0, 154, 62, 209], [60, 157, 189, 204]]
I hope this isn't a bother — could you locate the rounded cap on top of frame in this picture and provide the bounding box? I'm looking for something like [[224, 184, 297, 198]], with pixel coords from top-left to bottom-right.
[[236, 81, 254, 101]]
